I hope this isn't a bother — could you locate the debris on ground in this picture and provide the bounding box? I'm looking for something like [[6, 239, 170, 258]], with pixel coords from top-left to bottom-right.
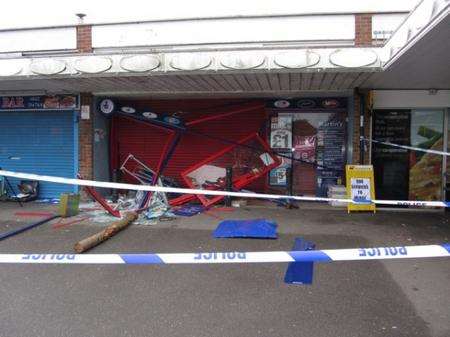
[[231, 199, 247, 208], [0, 215, 60, 241], [172, 205, 204, 217], [74, 212, 138, 253], [213, 218, 278, 239]]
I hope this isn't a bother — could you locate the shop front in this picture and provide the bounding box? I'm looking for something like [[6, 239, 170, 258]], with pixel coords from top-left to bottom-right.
[[371, 90, 450, 202], [0, 95, 79, 199], [94, 95, 351, 206], [267, 98, 348, 197]]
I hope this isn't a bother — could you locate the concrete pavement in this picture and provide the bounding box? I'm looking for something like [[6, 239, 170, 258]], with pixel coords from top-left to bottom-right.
[[0, 202, 449, 337]]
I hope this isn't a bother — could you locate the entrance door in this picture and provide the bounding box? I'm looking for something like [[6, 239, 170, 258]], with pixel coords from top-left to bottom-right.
[[292, 119, 317, 195], [372, 109, 444, 201], [289, 112, 346, 196]]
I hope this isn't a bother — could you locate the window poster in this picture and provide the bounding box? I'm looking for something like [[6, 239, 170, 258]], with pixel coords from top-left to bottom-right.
[[269, 152, 291, 186], [270, 116, 292, 149], [372, 110, 411, 201], [267, 98, 347, 196], [408, 110, 443, 201]]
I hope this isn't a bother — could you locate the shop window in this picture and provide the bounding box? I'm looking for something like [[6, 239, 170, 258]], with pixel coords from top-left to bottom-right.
[[268, 98, 347, 197], [372, 109, 444, 201]]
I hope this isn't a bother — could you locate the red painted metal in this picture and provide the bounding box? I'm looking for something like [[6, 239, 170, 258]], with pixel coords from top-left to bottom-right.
[[186, 104, 265, 126], [78, 174, 121, 218], [110, 99, 269, 205], [180, 133, 280, 207]]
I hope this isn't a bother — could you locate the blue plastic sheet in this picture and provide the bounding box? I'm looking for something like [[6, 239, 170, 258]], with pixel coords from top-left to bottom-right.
[[284, 238, 315, 285], [213, 219, 277, 239]]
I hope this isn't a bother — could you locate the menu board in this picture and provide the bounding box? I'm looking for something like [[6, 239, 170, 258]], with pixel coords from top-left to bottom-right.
[[373, 111, 410, 156], [372, 111, 411, 201]]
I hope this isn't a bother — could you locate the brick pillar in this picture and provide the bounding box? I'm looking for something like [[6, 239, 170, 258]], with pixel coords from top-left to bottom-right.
[[76, 24, 93, 197], [352, 93, 371, 164], [76, 25, 92, 53], [79, 94, 93, 180], [355, 14, 372, 46], [352, 14, 372, 164]]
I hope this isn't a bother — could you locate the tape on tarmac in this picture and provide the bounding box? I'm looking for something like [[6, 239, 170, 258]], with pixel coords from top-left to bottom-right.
[[1, 170, 449, 208], [0, 244, 449, 265], [365, 138, 450, 157]]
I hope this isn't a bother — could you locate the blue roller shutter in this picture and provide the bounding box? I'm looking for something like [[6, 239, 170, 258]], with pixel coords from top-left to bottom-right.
[[0, 110, 78, 199]]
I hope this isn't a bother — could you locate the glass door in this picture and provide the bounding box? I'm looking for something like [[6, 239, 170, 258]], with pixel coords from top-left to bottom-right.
[[372, 109, 445, 201]]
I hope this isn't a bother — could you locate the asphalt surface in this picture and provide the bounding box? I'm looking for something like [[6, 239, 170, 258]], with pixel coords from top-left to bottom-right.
[[0, 203, 449, 337]]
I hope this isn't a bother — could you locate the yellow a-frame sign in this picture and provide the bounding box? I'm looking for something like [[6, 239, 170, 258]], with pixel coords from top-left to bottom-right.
[[346, 165, 376, 213]]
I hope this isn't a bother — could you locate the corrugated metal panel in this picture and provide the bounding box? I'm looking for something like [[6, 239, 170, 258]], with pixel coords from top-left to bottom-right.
[[111, 99, 269, 192], [0, 111, 77, 199]]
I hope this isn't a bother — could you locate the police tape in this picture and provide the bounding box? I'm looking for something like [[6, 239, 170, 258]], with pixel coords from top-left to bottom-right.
[[365, 138, 450, 157], [0, 169, 449, 208], [0, 244, 449, 265]]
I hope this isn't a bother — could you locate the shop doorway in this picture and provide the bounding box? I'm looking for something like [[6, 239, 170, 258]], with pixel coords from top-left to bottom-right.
[[268, 98, 348, 197], [291, 112, 346, 196], [372, 109, 445, 201]]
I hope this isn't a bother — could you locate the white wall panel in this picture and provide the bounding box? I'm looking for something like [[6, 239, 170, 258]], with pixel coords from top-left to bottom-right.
[[373, 90, 450, 108], [92, 16, 355, 48], [372, 13, 407, 39], [0, 28, 76, 53]]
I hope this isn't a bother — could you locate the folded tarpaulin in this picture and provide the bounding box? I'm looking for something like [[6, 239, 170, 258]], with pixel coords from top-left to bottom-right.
[[213, 219, 278, 239]]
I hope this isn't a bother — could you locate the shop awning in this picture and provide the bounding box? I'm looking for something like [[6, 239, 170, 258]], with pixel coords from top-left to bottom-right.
[[0, 47, 381, 97], [364, 0, 450, 89]]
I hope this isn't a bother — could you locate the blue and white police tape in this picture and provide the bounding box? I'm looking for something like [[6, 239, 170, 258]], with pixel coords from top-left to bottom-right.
[[0, 244, 449, 265], [365, 138, 450, 157], [1, 169, 449, 208]]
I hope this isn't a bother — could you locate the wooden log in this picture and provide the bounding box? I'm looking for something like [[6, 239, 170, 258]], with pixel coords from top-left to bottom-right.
[[74, 212, 138, 253]]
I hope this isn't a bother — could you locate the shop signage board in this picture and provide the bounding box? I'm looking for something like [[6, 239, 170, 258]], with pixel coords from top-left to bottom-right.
[[346, 165, 376, 213], [0, 95, 79, 111], [268, 98, 347, 111]]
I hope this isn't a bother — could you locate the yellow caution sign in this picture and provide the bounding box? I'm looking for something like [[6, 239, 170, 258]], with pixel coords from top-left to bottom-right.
[[346, 165, 376, 213]]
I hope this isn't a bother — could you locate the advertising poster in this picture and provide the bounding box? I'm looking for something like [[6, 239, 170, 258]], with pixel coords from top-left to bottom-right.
[[269, 152, 291, 186], [270, 116, 292, 149], [315, 115, 346, 197], [408, 110, 443, 201], [293, 135, 316, 162]]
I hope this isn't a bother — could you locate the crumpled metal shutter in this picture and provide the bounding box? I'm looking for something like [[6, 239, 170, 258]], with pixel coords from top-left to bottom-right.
[[111, 99, 268, 192]]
